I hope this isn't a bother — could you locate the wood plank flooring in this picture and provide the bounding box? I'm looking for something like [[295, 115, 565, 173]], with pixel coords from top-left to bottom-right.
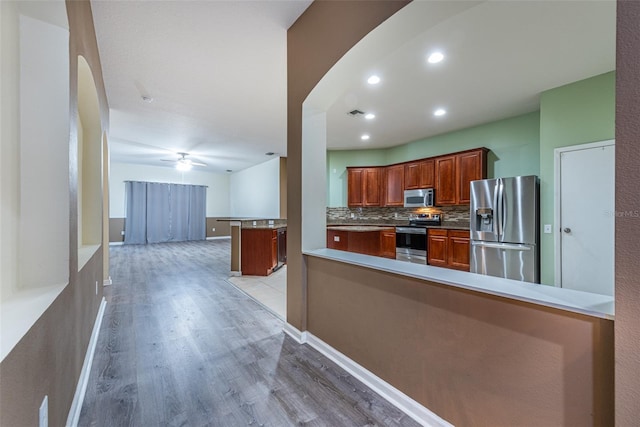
[[79, 240, 419, 427]]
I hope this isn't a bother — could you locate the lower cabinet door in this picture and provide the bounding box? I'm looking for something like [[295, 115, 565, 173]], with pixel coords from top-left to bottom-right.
[[448, 232, 470, 271], [427, 230, 448, 267]]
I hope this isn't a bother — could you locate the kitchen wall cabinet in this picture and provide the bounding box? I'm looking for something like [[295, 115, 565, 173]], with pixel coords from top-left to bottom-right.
[[427, 228, 470, 271], [347, 167, 382, 207], [384, 164, 404, 206], [241, 228, 286, 276], [404, 159, 434, 190], [435, 148, 488, 206], [327, 227, 396, 259], [346, 148, 487, 208]]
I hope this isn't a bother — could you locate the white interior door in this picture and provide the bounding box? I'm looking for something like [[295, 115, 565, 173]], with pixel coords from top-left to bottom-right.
[[557, 141, 614, 296]]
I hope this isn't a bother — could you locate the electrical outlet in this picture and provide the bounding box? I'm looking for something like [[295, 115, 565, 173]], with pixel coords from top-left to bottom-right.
[[334, 236, 340, 242], [39, 396, 48, 427], [121, 230, 125, 236], [211, 227, 215, 232], [543, 224, 552, 234], [268, 220, 274, 225], [252, 221, 257, 226]]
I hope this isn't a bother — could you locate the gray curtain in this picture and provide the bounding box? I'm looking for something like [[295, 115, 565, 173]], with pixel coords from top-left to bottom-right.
[[146, 182, 171, 243], [187, 185, 206, 240], [124, 181, 206, 244], [124, 181, 147, 244]]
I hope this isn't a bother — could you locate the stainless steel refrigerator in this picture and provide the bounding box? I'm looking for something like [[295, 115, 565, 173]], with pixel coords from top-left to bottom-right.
[[470, 175, 539, 283]]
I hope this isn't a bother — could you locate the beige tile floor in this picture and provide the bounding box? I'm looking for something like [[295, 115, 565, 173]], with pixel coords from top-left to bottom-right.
[[227, 265, 286, 319]]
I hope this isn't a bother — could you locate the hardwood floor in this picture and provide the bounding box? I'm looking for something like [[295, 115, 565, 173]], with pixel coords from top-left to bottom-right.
[[79, 240, 419, 426]]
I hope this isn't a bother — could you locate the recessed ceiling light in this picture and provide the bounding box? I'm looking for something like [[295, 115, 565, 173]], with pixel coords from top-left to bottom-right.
[[433, 108, 447, 117], [427, 51, 445, 64], [361, 134, 370, 141], [367, 75, 381, 85], [364, 113, 375, 120]]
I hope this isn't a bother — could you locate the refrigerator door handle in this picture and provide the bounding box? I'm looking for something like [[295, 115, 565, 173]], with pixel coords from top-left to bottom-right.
[[494, 179, 503, 239], [471, 241, 532, 251], [499, 180, 507, 238]]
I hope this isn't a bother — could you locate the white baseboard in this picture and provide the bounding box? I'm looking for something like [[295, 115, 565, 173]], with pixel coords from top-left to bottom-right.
[[103, 277, 112, 286], [290, 328, 453, 427], [66, 297, 107, 427], [109, 241, 124, 246], [206, 236, 231, 240], [283, 322, 308, 344]]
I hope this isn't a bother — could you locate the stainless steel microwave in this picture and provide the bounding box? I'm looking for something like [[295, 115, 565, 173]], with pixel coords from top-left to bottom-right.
[[404, 188, 434, 208]]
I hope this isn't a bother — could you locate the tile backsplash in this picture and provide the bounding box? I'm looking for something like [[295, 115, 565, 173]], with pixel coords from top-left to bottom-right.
[[327, 205, 470, 225]]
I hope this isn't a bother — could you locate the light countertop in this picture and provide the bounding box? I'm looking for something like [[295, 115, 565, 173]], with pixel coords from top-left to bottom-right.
[[327, 226, 395, 232], [304, 248, 614, 320]]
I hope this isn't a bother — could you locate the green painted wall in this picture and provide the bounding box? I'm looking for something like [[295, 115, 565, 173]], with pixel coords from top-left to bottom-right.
[[327, 149, 387, 207], [538, 71, 615, 285], [327, 112, 540, 207]]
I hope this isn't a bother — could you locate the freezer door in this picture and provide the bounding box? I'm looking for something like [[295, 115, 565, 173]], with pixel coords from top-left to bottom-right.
[[498, 175, 538, 245], [470, 241, 539, 283], [470, 178, 499, 242]]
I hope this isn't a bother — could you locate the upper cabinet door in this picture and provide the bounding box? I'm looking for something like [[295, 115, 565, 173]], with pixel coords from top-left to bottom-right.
[[457, 149, 487, 204], [435, 155, 457, 205], [362, 167, 382, 206], [404, 162, 421, 189], [347, 168, 364, 207], [418, 159, 435, 188], [384, 164, 404, 206]]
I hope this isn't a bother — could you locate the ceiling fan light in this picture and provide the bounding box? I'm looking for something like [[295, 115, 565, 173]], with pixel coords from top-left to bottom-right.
[[176, 160, 192, 171]]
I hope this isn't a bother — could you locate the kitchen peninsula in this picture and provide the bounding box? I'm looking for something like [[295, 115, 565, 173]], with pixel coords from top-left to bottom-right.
[[217, 218, 287, 276]]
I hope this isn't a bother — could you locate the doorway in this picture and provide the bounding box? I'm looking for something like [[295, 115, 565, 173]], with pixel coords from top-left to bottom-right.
[[555, 140, 615, 295]]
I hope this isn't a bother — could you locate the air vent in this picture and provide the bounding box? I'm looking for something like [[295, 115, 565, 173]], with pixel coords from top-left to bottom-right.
[[347, 109, 365, 116], [265, 152, 275, 156]]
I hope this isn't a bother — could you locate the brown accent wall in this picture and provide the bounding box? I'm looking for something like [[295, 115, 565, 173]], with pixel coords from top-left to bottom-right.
[[615, 1, 640, 424], [286, 0, 409, 331], [206, 217, 231, 238], [0, 1, 107, 426], [307, 257, 613, 425], [110, 217, 231, 242], [287, 0, 627, 424], [109, 217, 125, 242]]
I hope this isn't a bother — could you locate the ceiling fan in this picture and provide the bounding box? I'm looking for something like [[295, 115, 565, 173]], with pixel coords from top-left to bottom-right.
[[161, 152, 207, 171]]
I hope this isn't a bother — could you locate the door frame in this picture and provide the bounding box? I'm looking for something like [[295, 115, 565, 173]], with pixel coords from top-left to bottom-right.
[[553, 139, 615, 287]]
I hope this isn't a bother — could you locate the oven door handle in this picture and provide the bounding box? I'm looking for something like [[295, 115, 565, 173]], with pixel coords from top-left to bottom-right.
[[395, 227, 427, 235]]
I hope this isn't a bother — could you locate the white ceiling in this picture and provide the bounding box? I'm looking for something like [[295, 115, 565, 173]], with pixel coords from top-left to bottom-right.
[[93, 0, 615, 173], [314, 0, 616, 150], [91, 0, 312, 173]]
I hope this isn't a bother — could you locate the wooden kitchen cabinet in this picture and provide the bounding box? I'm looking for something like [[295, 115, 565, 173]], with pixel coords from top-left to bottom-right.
[[435, 148, 487, 206], [457, 149, 487, 204], [383, 164, 404, 206], [427, 228, 470, 271], [327, 228, 396, 259], [347, 167, 382, 207], [327, 229, 349, 251], [447, 230, 471, 271], [427, 229, 448, 267], [380, 230, 397, 259], [435, 155, 457, 205], [241, 228, 285, 276], [404, 159, 434, 189]]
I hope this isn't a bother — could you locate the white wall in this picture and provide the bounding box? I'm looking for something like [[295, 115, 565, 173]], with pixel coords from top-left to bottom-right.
[[230, 157, 281, 218], [109, 162, 230, 218], [18, 13, 70, 291]]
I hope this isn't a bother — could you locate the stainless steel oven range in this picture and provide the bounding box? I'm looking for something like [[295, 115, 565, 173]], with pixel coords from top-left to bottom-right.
[[395, 214, 441, 264]]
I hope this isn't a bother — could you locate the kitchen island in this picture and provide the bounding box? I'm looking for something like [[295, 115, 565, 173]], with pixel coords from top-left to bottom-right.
[[217, 218, 287, 276]]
